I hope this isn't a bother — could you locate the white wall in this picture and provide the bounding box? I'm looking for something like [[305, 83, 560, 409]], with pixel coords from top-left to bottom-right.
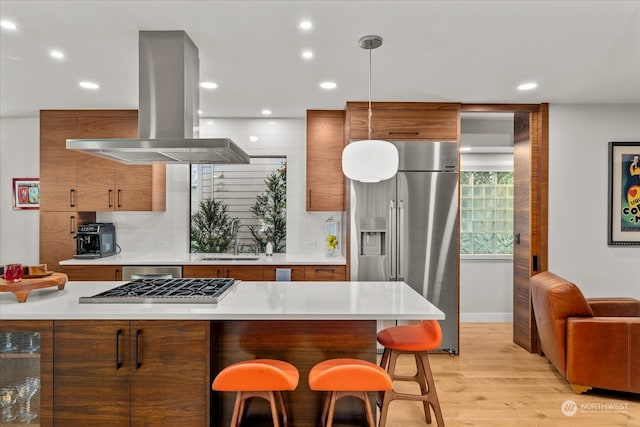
[[548, 104, 640, 298], [0, 118, 40, 266]]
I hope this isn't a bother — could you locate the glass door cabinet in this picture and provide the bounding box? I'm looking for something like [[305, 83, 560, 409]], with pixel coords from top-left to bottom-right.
[[0, 321, 52, 427]]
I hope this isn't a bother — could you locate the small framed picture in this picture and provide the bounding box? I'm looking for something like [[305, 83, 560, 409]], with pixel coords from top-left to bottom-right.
[[12, 178, 40, 210], [608, 142, 640, 245]]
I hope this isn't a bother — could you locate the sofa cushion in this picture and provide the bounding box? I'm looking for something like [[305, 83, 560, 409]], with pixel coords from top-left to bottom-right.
[[531, 272, 593, 376]]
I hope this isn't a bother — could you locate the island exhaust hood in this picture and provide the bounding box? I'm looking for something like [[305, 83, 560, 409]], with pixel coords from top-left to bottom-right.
[[66, 31, 250, 165]]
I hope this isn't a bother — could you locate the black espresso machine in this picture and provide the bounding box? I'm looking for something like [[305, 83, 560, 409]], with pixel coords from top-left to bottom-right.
[[75, 223, 117, 259]]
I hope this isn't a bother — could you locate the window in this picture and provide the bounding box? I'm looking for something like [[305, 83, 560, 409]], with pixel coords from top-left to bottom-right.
[[460, 171, 514, 255]]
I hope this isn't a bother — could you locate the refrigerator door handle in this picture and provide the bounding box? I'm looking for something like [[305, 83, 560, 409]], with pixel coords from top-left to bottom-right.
[[389, 200, 397, 280], [397, 200, 405, 282]]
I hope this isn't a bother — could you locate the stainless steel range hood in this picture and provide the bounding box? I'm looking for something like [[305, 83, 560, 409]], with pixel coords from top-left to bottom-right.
[[66, 31, 250, 165]]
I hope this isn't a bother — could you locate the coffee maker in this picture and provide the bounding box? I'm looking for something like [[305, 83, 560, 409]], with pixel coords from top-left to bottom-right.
[[75, 223, 117, 259]]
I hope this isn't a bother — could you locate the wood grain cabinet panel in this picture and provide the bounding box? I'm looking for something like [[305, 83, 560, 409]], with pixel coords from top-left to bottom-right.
[[61, 265, 123, 281], [53, 320, 209, 427], [306, 110, 345, 211], [39, 211, 95, 272], [184, 265, 264, 280], [347, 102, 460, 141], [303, 265, 346, 281]]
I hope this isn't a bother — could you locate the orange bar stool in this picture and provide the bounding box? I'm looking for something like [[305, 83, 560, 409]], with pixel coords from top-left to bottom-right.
[[377, 320, 444, 426], [212, 359, 299, 427], [308, 358, 393, 427]]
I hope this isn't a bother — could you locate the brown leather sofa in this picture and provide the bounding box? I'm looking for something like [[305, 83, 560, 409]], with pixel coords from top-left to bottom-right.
[[530, 271, 640, 394]]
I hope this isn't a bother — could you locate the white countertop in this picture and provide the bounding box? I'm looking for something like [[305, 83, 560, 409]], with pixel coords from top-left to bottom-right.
[[60, 252, 346, 266], [0, 280, 445, 321]]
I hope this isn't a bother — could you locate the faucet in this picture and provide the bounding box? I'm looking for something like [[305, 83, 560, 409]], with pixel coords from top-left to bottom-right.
[[232, 222, 239, 255]]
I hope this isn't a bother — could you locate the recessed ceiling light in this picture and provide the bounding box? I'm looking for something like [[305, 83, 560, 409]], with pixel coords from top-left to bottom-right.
[[198, 110, 203, 115], [200, 81, 218, 89], [299, 20, 312, 31], [459, 146, 472, 152], [0, 20, 17, 30], [302, 50, 314, 60], [49, 50, 65, 59], [320, 81, 337, 90], [518, 82, 538, 91], [79, 81, 99, 90], [249, 136, 259, 142], [261, 109, 272, 116]]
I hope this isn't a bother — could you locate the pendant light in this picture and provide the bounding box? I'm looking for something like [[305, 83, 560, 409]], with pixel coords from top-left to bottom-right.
[[342, 35, 399, 183]]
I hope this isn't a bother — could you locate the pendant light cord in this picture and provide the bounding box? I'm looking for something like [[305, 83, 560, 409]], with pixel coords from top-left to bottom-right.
[[368, 45, 372, 141]]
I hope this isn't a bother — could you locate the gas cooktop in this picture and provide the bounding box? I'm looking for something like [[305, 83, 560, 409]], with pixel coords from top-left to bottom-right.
[[79, 278, 236, 304]]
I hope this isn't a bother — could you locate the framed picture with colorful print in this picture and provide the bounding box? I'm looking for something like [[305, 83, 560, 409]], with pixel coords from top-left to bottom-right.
[[608, 142, 640, 245], [12, 178, 40, 210]]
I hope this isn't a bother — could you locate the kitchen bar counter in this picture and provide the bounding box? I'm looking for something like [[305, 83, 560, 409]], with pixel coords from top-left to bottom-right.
[[0, 280, 444, 320], [59, 252, 346, 266]]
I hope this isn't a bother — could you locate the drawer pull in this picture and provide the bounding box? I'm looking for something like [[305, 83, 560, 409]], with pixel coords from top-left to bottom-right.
[[108, 189, 113, 207], [389, 131, 420, 135], [117, 189, 122, 208], [70, 216, 76, 234], [69, 189, 76, 207], [115, 329, 123, 369], [315, 268, 336, 272], [135, 329, 142, 369]]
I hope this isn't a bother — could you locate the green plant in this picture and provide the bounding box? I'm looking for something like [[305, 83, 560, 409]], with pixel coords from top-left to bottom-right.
[[249, 163, 286, 252], [190, 198, 239, 253]]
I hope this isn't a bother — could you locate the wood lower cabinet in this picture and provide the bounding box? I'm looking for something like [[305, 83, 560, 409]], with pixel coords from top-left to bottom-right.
[[61, 265, 122, 281], [347, 102, 460, 141], [53, 320, 209, 427], [306, 110, 345, 211], [184, 265, 264, 280], [304, 265, 346, 281]]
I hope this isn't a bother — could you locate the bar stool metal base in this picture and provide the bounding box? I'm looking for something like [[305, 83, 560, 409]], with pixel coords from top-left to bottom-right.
[[378, 348, 444, 426]]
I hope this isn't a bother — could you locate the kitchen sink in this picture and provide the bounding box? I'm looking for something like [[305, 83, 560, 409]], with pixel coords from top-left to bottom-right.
[[199, 255, 261, 261]]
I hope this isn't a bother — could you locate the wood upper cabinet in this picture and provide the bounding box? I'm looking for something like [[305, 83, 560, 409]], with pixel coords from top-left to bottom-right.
[[53, 320, 209, 427], [184, 265, 265, 281], [40, 112, 79, 212], [306, 110, 345, 211], [40, 110, 166, 213], [347, 102, 460, 141]]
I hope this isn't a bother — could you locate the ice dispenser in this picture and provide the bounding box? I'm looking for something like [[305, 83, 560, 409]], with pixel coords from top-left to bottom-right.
[[359, 217, 386, 256]]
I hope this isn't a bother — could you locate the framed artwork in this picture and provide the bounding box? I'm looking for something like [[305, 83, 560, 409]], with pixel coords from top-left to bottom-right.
[[12, 178, 40, 210], [608, 142, 640, 246]]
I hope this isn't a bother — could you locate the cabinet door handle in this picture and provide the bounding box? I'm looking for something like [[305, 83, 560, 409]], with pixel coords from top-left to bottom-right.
[[117, 189, 122, 208], [226, 269, 230, 277], [108, 189, 113, 207], [70, 216, 76, 234], [115, 268, 121, 281], [135, 329, 142, 369], [315, 268, 336, 272], [115, 329, 123, 369], [216, 269, 221, 278], [308, 189, 311, 210], [388, 131, 420, 135], [69, 189, 76, 208]]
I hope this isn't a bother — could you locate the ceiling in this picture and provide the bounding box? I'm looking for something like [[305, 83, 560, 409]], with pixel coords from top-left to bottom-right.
[[1, 1, 639, 119]]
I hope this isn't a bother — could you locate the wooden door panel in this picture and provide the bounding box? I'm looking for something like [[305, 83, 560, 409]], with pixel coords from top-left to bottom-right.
[[53, 321, 130, 426], [184, 265, 264, 280], [40, 112, 78, 211], [129, 321, 209, 426], [303, 265, 346, 281]]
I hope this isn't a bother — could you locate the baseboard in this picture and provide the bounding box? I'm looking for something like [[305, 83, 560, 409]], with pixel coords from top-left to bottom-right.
[[461, 312, 513, 322]]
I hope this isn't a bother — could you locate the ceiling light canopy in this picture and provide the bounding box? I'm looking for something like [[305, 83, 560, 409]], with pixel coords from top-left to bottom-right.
[[342, 35, 399, 183]]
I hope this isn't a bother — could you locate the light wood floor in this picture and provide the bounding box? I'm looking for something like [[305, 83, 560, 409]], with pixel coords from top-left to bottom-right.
[[380, 322, 639, 427]]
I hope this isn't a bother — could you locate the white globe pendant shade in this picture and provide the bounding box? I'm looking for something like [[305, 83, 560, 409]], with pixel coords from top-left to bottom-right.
[[342, 139, 399, 182]]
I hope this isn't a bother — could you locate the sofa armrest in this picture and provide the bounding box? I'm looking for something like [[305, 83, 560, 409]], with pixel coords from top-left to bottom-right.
[[586, 298, 640, 317], [567, 317, 640, 393]]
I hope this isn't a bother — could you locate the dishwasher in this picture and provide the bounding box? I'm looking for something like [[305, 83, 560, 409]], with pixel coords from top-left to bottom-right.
[[122, 266, 183, 281]]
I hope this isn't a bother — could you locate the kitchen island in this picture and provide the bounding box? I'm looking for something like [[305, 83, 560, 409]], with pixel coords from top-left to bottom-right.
[[1, 280, 444, 426]]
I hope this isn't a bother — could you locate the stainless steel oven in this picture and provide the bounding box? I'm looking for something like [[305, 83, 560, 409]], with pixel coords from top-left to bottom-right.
[[122, 266, 183, 281]]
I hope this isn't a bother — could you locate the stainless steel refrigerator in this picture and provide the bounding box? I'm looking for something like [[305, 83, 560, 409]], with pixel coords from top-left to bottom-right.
[[350, 141, 459, 353]]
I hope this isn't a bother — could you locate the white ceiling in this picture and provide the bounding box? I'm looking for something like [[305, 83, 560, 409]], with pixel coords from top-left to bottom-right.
[[1, 0, 639, 119]]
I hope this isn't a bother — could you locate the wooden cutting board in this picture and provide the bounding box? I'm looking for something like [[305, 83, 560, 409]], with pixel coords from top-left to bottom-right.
[[0, 272, 67, 303]]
